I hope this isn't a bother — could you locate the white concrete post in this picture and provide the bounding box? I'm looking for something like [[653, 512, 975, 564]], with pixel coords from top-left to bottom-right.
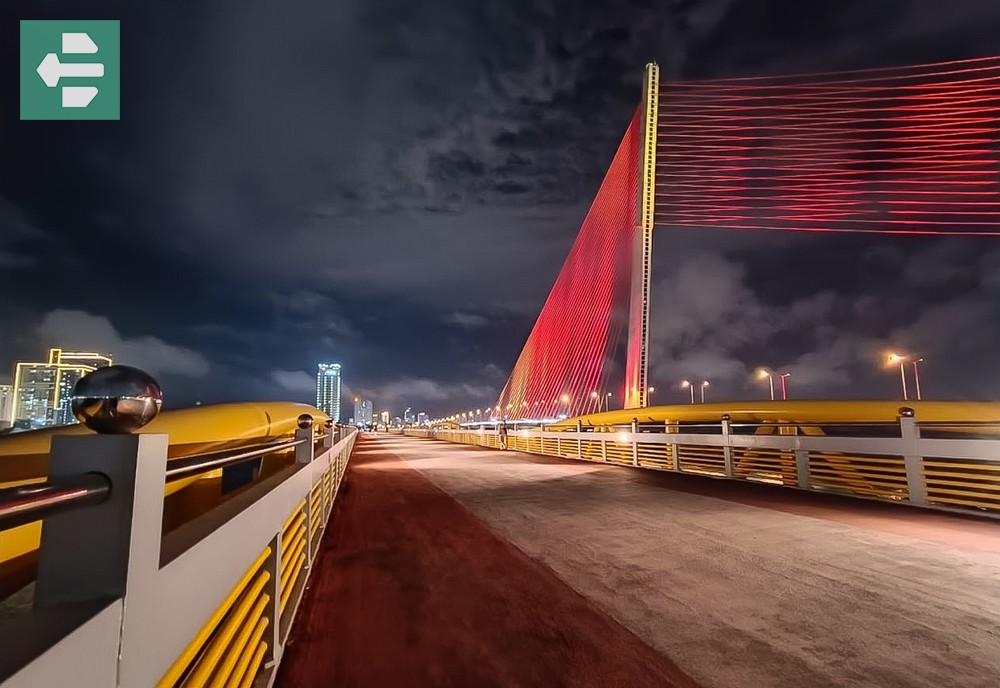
[[721, 415, 734, 478], [631, 418, 639, 467], [36, 433, 168, 607], [899, 407, 928, 506]]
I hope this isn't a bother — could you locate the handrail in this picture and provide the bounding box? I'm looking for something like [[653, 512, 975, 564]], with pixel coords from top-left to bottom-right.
[[164, 438, 306, 484], [0, 473, 111, 532]]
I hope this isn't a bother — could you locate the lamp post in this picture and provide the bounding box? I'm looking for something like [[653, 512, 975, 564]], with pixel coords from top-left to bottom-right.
[[560, 393, 570, 417], [779, 373, 790, 400], [757, 369, 774, 401], [912, 358, 924, 400], [648, 386, 655, 406], [887, 353, 908, 401], [606, 392, 613, 412], [680, 380, 695, 404], [701, 381, 709, 403], [591, 391, 600, 413]]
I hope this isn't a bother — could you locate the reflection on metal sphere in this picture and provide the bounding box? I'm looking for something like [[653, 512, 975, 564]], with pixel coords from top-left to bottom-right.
[[324, 419, 333, 428], [72, 365, 163, 434], [297, 414, 314, 429], [898, 406, 915, 418]]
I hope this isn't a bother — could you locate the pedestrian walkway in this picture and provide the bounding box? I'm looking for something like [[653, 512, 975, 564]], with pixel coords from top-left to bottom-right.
[[276, 435, 1000, 688]]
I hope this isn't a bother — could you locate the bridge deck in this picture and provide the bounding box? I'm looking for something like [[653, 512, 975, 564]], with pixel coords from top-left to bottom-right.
[[276, 435, 999, 688]]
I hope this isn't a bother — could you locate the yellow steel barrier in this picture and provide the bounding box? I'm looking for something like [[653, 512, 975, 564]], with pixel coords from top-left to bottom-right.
[[205, 599, 268, 688], [280, 551, 306, 616], [0, 402, 329, 569], [238, 643, 268, 688], [223, 617, 269, 688], [157, 547, 270, 688], [551, 400, 1000, 430], [181, 571, 270, 687]]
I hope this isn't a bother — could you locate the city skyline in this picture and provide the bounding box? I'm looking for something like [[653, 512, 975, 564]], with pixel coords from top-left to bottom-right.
[[1, 2, 998, 415]]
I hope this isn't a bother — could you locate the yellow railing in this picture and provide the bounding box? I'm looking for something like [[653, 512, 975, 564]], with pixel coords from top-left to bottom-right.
[[157, 548, 271, 688]]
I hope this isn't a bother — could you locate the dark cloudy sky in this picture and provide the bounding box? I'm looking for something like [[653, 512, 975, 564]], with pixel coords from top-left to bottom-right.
[[2, 0, 999, 415]]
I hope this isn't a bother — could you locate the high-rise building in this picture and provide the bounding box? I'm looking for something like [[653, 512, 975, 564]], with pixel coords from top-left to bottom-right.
[[0, 384, 13, 429], [360, 399, 373, 424], [379, 410, 390, 426], [316, 363, 342, 422], [417, 412, 428, 425], [12, 349, 113, 428], [404, 407, 414, 424]]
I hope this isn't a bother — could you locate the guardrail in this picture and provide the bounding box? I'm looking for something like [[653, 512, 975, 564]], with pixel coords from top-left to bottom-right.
[[0, 412, 356, 687], [406, 409, 1000, 516]]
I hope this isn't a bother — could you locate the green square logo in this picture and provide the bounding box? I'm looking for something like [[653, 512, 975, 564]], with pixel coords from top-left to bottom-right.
[[20, 20, 120, 120]]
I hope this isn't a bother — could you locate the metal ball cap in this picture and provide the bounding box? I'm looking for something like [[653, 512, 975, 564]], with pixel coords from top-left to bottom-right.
[[297, 413, 314, 429], [71, 365, 163, 434]]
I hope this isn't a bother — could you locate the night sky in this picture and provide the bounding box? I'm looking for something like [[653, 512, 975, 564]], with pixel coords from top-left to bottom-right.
[[1, 0, 999, 416]]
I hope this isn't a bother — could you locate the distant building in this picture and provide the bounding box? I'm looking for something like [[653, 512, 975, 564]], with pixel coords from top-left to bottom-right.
[[379, 410, 390, 426], [13, 349, 113, 427], [356, 399, 373, 425], [404, 407, 415, 424], [0, 384, 13, 429], [417, 412, 428, 425], [316, 363, 342, 422]]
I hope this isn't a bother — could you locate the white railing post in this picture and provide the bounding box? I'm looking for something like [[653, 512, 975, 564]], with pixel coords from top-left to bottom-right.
[[576, 421, 583, 459], [35, 433, 168, 608], [601, 432, 608, 462], [899, 407, 928, 506], [721, 414, 734, 478], [631, 418, 639, 467], [295, 418, 315, 566]]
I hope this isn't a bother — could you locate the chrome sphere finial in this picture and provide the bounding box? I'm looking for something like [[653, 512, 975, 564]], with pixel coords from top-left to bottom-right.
[[898, 406, 915, 418], [324, 419, 333, 429], [297, 413, 314, 429], [71, 365, 162, 434]]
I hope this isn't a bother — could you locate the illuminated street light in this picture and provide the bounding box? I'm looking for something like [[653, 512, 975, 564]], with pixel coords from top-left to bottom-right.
[[648, 386, 656, 406], [701, 380, 709, 403], [757, 369, 774, 401], [680, 380, 695, 404], [779, 373, 790, 401], [912, 358, 924, 400], [886, 353, 908, 401]]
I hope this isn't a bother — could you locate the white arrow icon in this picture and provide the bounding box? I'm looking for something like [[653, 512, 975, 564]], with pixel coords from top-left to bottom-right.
[[36, 52, 104, 88], [62, 32, 99, 54]]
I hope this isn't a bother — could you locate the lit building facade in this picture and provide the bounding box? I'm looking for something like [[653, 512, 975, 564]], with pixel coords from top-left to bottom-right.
[[417, 412, 428, 425], [12, 349, 113, 428], [316, 363, 342, 422], [353, 397, 375, 425]]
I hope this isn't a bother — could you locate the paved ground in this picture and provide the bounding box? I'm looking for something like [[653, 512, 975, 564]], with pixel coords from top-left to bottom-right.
[[278, 435, 1000, 688]]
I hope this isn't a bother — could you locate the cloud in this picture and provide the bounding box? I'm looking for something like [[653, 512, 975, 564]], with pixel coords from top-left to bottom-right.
[[0, 195, 46, 267], [36, 310, 210, 378], [270, 369, 316, 394], [356, 376, 496, 409], [442, 311, 490, 329]]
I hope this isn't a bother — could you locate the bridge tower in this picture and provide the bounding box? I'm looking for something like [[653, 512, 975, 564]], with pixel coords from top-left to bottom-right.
[[624, 62, 659, 410]]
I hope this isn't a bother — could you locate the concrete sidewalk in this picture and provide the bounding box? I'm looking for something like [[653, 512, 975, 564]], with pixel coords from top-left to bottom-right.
[[387, 435, 1000, 688]]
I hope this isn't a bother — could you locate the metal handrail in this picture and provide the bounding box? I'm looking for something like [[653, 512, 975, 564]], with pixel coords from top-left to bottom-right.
[[165, 438, 306, 484], [0, 473, 112, 532]]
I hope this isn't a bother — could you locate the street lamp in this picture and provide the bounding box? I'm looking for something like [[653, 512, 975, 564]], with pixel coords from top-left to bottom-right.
[[560, 393, 570, 416], [779, 373, 790, 401], [591, 391, 600, 413], [700, 380, 709, 403], [757, 369, 774, 401], [912, 358, 924, 400], [648, 386, 656, 406], [680, 380, 695, 404], [606, 392, 613, 411], [886, 353, 908, 401]]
